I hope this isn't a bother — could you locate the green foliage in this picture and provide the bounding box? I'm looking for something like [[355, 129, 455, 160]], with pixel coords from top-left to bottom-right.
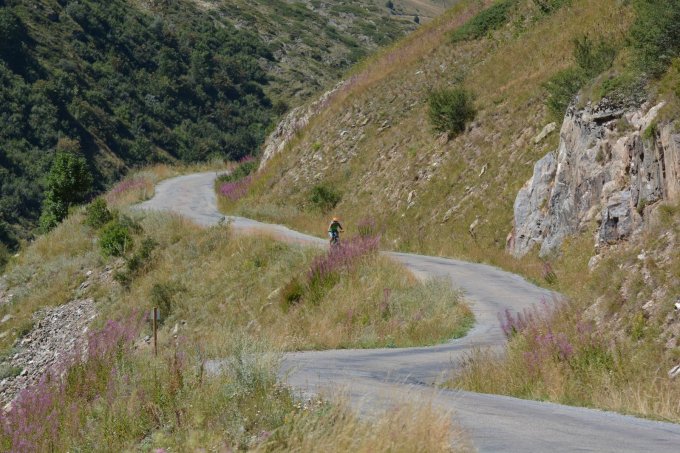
[[532, 0, 571, 14], [544, 67, 588, 120], [279, 277, 305, 312], [449, 0, 517, 42], [149, 281, 186, 321], [84, 198, 113, 229], [0, 242, 9, 273], [39, 146, 93, 231], [573, 35, 616, 77], [309, 184, 342, 212], [0, 0, 276, 239], [217, 160, 258, 184], [598, 71, 646, 107], [0, 8, 27, 70], [99, 220, 132, 257], [630, 0, 680, 77], [543, 33, 619, 119], [427, 87, 477, 136], [0, 363, 22, 380]]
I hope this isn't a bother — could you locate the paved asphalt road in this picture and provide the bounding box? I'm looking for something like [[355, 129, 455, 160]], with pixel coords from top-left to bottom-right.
[[138, 171, 680, 452]]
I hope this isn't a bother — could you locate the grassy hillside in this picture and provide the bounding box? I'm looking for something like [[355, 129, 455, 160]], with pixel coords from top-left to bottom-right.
[[225, 0, 680, 420], [0, 166, 471, 450], [0, 0, 451, 247], [232, 0, 677, 276]]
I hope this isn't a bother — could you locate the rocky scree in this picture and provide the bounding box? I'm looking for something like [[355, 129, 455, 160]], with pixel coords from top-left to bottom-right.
[[0, 299, 97, 406], [511, 100, 680, 257]]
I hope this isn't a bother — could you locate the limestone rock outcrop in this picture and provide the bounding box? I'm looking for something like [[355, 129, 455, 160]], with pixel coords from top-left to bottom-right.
[[512, 100, 679, 257]]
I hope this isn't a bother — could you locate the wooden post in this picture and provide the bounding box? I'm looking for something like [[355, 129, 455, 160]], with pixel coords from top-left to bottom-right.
[[152, 307, 158, 357]]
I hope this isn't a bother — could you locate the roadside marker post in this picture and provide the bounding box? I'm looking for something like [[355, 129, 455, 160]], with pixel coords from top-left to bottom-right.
[[152, 307, 160, 356]]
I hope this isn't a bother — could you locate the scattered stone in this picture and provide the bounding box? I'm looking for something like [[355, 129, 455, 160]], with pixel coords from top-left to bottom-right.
[[0, 298, 98, 404], [1, 314, 13, 324], [587, 255, 602, 272], [469, 215, 480, 238], [478, 163, 488, 178], [669, 364, 680, 379], [533, 122, 557, 144]]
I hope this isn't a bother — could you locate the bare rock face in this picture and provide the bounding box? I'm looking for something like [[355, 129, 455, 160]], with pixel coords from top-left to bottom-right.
[[512, 100, 679, 257], [259, 81, 346, 171]]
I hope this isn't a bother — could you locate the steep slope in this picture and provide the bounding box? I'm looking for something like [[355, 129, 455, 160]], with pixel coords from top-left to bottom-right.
[[228, 0, 680, 419], [0, 0, 446, 246], [238, 0, 635, 262]]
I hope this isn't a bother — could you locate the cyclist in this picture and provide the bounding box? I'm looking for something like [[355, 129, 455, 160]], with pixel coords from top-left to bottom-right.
[[328, 217, 343, 245]]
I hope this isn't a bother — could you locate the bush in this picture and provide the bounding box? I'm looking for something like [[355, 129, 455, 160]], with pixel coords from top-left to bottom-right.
[[573, 35, 616, 77], [149, 281, 186, 321], [309, 184, 342, 212], [427, 87, 476, 137], [0, 243, 9, 272], [279, 278, 305, 312], [532, 0, 571, 14], [217, 158, 258, 184], [40, 146, 93, 231], [544, 67, 587, 120], [449, 0, 516, 42], [99, 221, 132, 257], [84, 198, 113, 229], [630, 0, 680, 77]]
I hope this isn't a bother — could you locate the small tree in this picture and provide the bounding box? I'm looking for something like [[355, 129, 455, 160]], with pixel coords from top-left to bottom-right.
[[40, 138, 93, 231], [427, 87, 476, 137]]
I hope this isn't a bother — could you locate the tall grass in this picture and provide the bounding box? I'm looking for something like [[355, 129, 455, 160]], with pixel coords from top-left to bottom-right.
[[259, 399, 470, 453], [454, 201, 680, 422]]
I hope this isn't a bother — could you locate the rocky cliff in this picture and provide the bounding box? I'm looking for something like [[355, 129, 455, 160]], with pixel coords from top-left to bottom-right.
[[511, 100, 680, 257]]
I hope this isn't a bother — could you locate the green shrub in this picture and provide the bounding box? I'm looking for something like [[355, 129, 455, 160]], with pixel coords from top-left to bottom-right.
[[598, 71, 646, 107], [99, 221, 132, 257], [149, 281, 186, 321], [279, 278, 305, 312], [573, 35, 616, 77], [427, 87, 476, 137], [84, 198, 113, 229], [0, 243, 9, 273], [217, 159, 258, 184], [544, 67, 587, 120], [532, 0, 571, 14], [630, 0, 680, 77], [309, 184, 342, 212], [0, 364, 22, 380], [449, 0, 517, 42], [40, 144, 93, 231]]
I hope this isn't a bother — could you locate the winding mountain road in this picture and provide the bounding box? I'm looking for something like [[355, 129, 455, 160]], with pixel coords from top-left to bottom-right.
[[138, 171, 680, 452]]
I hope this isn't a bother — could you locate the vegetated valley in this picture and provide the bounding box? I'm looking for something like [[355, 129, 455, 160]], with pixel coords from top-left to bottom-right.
[[226, 0, 680, 422], [2, 0, 680, 451], [0, 1, 476, 451], [0, 0, 428, 253]]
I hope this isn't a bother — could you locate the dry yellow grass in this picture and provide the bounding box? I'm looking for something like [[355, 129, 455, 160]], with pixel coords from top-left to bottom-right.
[[258, 397, 471, 453], [116, 213, 471, 352]]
